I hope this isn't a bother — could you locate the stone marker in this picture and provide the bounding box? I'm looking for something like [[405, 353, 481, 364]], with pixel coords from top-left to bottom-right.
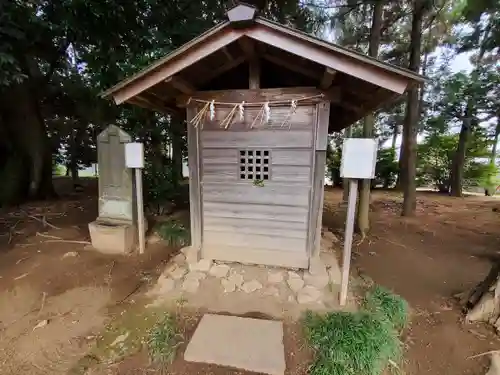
[[88, 125, 142, 254], [185, 314, 285, 375]]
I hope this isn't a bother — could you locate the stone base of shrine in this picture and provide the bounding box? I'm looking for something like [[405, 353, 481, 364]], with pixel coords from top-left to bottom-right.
[[88, 220, 136, 254]]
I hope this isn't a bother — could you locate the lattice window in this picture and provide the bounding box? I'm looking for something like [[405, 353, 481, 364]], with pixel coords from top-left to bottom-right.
[[239, 149, 270, 181]]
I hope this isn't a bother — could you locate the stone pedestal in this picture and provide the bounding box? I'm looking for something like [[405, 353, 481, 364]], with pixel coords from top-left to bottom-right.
[[89, 220, 136, 254]]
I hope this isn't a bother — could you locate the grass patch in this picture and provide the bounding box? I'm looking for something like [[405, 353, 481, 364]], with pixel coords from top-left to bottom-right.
[[155, 219, 190, 247], [304, 286, 408, 375], [147, 313, 182, 366], [364, 285, 409, 331]]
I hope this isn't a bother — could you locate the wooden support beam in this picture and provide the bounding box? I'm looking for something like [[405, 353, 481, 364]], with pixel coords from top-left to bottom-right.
[[262, 53, 321, 80], [322, 86, 341, 104], [238, 37, 260, 89], [221, 47, 234, 61], [238, 37, 256, 58], [320, 67, 337, 89], [249, 57, 260, 89], [165, 75, 196, 94], [202, 56, 246, 85], [339, 101, 362, 113], [128, 94, 178, 115]]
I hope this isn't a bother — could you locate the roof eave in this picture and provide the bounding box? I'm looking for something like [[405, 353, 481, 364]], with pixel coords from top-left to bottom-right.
[[99, 20, 231, 100]]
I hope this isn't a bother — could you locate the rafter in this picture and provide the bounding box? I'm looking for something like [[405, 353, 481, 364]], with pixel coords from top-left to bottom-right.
[[320, 68, 337, 89], [202, 56, 246, 84], [129, 94, 179, 115], [221, 47, 234, 61], [262, 53, 321, 81], [165, 75, 196, 94]]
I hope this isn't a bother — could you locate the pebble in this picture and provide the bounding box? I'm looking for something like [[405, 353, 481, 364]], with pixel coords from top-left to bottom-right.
[[221, 278, 237, 293], [227, 273, 244, 288], [189, 259, 213, 272], [297, 286, 322, 304], [241, 279, 263, 293], [185, 271, 207, 281], [172, 253, 186, 264], [303, 271, 329, 289], [209, 264, 231, 278], [182, 278, 200, 293], [287, 277, 305, 293], [268, 271, 284, 283]]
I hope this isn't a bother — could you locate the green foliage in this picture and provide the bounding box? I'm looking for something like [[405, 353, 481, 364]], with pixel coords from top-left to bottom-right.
[[417, 133, 456, 190], [143, 160, 180, 206], [304, 311, 402, 375], [364, 286, 409, 332], [155, 220, 190, 247], [417, 130, 495, 191], [375, 148, 398, 188], [465, 161, 499, 188], [253, 179, 265, 187], [147, 313, 181, 367], [326, 136, 343, 187], [304, 286, 408, 375]]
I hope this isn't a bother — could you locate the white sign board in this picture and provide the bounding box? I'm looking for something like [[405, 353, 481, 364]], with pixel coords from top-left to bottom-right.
[[340, 138, 378, 179], [125, 142, 144, 169]]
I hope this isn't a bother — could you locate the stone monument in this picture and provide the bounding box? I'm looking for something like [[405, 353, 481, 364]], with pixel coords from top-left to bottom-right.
[[89, 125, 140, 254]]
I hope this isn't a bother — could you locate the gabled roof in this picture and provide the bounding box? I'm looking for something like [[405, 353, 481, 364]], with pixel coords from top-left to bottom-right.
[[101, 4, 425, 130]]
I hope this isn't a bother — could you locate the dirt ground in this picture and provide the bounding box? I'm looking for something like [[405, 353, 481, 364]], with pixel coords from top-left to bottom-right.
[[1, 180, 500, 374], [323, 188, 500, 375]]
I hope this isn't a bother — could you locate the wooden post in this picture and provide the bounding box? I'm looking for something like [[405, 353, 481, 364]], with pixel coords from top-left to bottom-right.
[[135, 168, 145, 254], [249, 57, 260, 89], [340, 179, 358, 305]]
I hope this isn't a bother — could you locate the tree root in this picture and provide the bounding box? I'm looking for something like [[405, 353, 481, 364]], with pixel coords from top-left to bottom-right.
[[486, 353, 500, 375], [459, 262, 500, 332]]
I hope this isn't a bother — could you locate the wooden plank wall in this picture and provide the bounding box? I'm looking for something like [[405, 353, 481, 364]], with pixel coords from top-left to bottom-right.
[[187, 108, 203, 253], [308, 101, 331, 261], [198, 100, 317, 268]]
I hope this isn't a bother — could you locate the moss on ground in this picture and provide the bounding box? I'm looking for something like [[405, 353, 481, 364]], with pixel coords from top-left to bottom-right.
[[69, 303, 181, 374]]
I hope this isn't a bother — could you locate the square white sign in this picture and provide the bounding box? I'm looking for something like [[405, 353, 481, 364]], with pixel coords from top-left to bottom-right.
[[125, 142, 144, 168], [340, 138, 378, 179]]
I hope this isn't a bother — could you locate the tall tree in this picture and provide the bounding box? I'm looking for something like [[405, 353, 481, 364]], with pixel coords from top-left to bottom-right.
[[449, 0, 499, 196], [357, 0, 384, 237], [401, 0, 428, 216]]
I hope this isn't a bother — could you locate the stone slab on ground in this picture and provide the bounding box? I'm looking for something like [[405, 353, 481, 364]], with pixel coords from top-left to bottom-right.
[[184, 314, 286, 375]]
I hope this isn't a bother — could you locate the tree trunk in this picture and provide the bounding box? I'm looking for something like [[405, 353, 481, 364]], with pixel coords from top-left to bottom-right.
[[70, 162, 79, 185], [171, 115, 184, 185], [391, 124, 398, 150], [486, 123, 500, 196], [450, 105, 472, 197], [356, 0, 383, 236], [0, 82, 55, 200], [449, 25, 490, 198], [401, 0, 424, 217]]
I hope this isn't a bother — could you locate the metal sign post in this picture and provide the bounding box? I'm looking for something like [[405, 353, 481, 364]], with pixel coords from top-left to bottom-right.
[[125, 142, 146, 254], [339, 138, 378, 306]]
